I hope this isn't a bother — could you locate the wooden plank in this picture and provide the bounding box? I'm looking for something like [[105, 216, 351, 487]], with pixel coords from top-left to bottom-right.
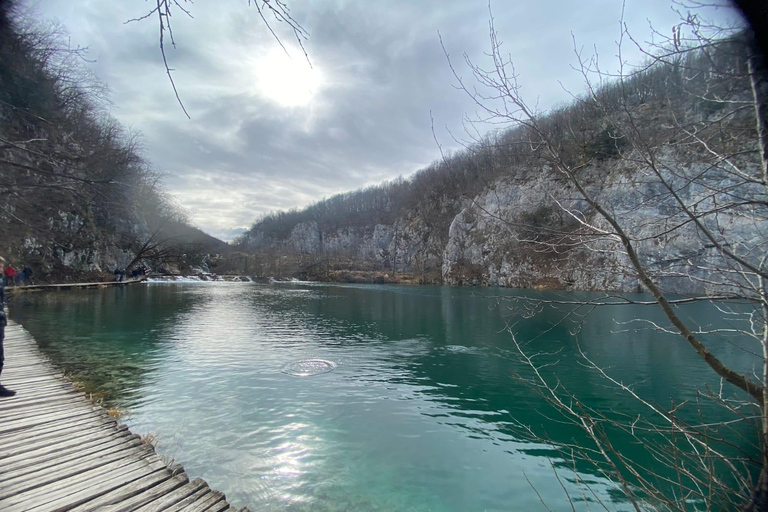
[[2, 456, 167, 512], [31, 468, 181, 512], [3, 370, 69, 380], [2, 421, 130, 461], [0, 376, 72, 388], [1, 394, 107, 415], [0, 380, 72, 393], [0, 405, 106, 434], [0, 434, 144, 487], [0, 415, 116, 452], [70, 472, 189, 512], [2, 384, 85, 400], [131, 478, 210, 512], [3, 370, 60, 382], [0, 392, 96, 414], [0, 447, 160, 503], [203, 496, 233, 512], [0, 392, 91, 415], [0, 396, 96, 421], [1, 425, 133, 471], [182, 490, 226, 512], [0, 381, 66, 394], [156, 485, 215, 512], [0, 411, 113, 440], [1, 364, 63, 375], [0, 421, 122, 461]]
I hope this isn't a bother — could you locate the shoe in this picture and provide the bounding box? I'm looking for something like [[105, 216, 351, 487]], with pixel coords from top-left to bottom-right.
[[0, 385, 16, 397]]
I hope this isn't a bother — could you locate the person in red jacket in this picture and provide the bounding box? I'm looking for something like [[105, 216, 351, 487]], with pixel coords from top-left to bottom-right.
[[3, 264, 16, 287]]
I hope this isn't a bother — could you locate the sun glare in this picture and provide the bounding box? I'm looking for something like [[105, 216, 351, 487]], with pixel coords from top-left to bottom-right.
[[255, 48, 321, 107]]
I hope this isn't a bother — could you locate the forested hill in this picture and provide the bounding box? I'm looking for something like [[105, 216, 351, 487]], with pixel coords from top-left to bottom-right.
[[240, 34, 765, 294], [0, 5, 226, 283]]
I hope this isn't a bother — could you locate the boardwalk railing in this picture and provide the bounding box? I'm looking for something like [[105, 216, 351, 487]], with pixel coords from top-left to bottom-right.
[[0, 320, 249, 512]]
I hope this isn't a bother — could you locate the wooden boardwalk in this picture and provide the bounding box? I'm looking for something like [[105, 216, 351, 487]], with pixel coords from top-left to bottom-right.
[[0, 320, 249, 512], [7, 277, 146, 294]]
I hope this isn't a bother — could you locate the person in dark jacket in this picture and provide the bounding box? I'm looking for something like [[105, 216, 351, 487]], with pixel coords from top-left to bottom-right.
[[20, 266, 32, 285], [0, 257, 16, 397]]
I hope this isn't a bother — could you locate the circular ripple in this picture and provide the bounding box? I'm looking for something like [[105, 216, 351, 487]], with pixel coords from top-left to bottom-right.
[[282, 359, 337, 377]]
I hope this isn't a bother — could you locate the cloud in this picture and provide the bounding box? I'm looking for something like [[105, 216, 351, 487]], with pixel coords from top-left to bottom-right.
[[30, 0, 739, 239]]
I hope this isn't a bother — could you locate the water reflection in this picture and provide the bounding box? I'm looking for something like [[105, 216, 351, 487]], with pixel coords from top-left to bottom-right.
[[12, 282, 761, 511], [10, 284, 208, 405]]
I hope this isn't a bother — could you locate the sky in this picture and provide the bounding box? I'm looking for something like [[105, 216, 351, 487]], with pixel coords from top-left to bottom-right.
[[28, 0, 739, 241]]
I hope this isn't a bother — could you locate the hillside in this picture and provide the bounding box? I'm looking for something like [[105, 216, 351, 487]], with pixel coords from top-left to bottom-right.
[[0, 6, 226, 283], [239, 35, 765, 294]]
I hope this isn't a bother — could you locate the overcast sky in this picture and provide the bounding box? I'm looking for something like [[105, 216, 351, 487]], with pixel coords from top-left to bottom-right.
[[28, 0, 738, 241]]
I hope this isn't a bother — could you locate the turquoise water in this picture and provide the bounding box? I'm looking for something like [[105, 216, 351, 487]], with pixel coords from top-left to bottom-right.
[[9, 282, 762, 511]]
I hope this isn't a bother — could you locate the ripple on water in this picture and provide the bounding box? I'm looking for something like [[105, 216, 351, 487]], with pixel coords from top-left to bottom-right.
[[282, 359, 337, 377]]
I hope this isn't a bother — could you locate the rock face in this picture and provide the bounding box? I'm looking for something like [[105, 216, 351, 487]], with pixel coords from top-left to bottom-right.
[[0, 97, 220, 282], [0, 111, 148, 280], [11, 204, 151, 281], [443, 156, 763, 294], [246, 149, 764, 294], [254, 222, 411, 270]]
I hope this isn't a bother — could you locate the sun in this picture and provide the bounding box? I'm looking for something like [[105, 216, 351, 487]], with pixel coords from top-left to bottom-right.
[[255, 48, 321, 107]]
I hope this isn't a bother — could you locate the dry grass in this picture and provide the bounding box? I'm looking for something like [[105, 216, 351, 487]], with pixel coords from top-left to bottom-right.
[[140, 433, 157, 447], [64, 373, 119, 416]]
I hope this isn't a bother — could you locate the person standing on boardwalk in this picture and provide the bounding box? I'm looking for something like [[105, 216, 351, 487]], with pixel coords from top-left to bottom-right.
[[3, 263, 16, 286], [0, 257, 16, 397], [19, 266, 32, 285]]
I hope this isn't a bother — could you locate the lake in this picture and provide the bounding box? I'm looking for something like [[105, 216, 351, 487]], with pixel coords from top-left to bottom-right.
[[8, 282, 761, 511]]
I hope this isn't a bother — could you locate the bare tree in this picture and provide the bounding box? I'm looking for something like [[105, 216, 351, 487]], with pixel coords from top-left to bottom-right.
[[444, 1, 768, 509]]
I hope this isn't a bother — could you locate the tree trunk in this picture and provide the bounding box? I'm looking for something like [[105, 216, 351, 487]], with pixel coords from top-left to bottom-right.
[[745, 466, 768, 511]]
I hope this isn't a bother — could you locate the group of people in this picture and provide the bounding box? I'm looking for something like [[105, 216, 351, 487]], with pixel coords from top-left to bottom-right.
[[114, 266, 147, 282], [3, 263, 32, 287]]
